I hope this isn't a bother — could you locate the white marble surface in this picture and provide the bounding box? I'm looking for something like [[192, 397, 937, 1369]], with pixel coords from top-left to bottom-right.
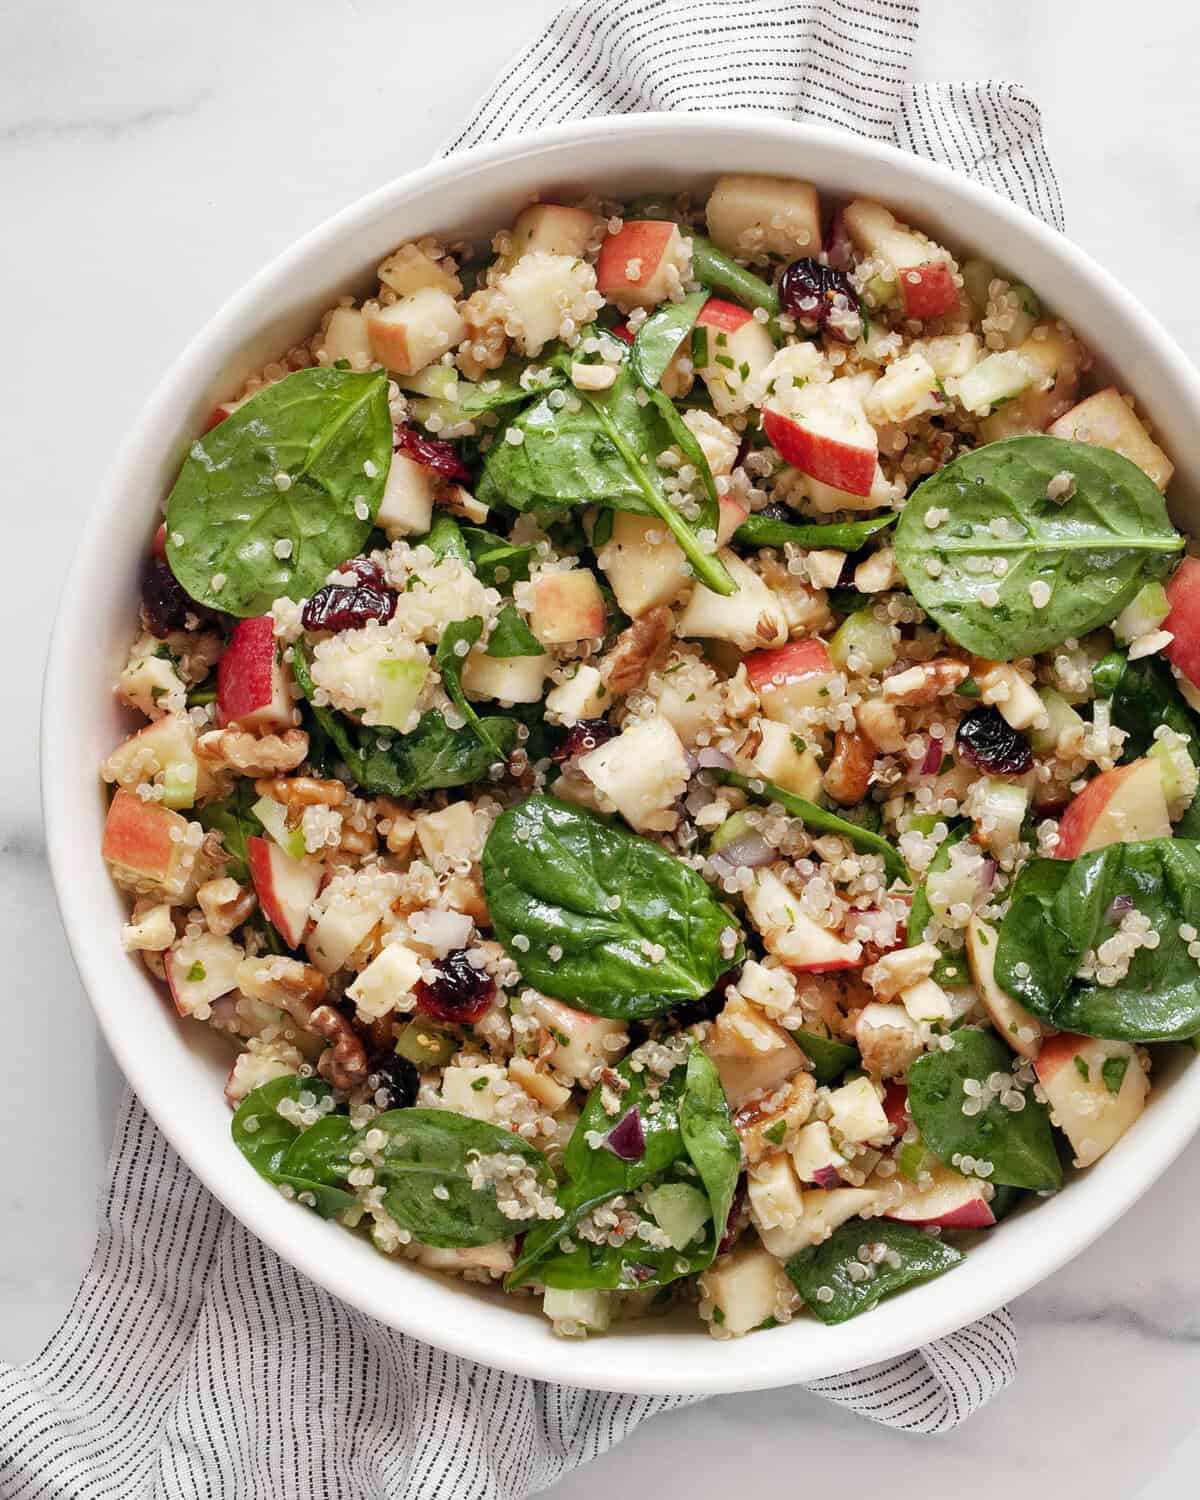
[[5, 0, 1200, 1493]]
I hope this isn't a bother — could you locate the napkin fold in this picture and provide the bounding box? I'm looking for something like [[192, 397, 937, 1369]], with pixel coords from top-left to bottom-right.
[[4, 1, 1062, 1493]]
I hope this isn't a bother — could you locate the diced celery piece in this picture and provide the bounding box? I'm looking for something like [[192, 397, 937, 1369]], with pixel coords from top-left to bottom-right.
[[160, 758, 197, 810], [543, 1287, 611, 1332], [1113, 582, 1170, 644], [376, 658, 429, 732], [645, 1183, 711, 1252], [708, 809, 754, 856], [829, 608, 897, 675], [394, 1024, 457, 1069], [251, 795, 307, 859], [1027, 688, 1084, 754]]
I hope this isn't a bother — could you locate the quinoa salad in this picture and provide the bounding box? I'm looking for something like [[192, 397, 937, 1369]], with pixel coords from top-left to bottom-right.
[[100, 175, 1200, 1339]]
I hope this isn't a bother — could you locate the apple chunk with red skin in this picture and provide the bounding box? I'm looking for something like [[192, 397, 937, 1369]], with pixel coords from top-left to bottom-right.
[[762, 384, 878, 497], [692, 298, 776, 415], [1054, 757, 1171, 859], [1165, 556, 1200, 697], [595, 220, 689, 308], [897, 261, 961, 321], [217, 616, 294, 733], [102, 788, 192, 892], [745, 637, 836, 723], [247, 835, 323, 949], [745, 869, 864, 973], [885, 1156, 996, 1229], [530, 569, 605, 645], [1035, 1032, 1148, 1167]]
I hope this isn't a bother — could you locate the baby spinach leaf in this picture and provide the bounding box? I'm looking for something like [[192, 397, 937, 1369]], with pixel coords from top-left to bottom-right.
[[793, 1030, 860, 1085], [452, 355, 565, 414], [631, 290, 709, 388], [486, 604, 545, 658], [166, 368, 393, 616], [678, 1047, 740, 1239], [292, 640, 516, 797], [482, 796, 743, 1020], [477, 362, 734, 596], [735, 512, 896, 551], [907, 1028, 1063, 1190], [893, 436, 1183, 658], [195, 780, 263, 882], [463, 526, 535, 590], [231, 1076, 355, 1218], [785, 1220, 964, 1325], [907, 823, 971, 986], [422, 513, 471, 565], [713, 769, 908, 883], [995, 840, 1200, 1041], [365, 1108, 556, 1249], [436, 616, 507, 757]]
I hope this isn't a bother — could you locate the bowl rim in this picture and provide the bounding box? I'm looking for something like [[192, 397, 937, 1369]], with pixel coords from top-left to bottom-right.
[[42, 110, 1200, 1394]]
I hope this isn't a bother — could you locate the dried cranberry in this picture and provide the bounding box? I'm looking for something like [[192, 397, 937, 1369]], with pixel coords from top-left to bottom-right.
[[551, 718, 616, 763], [955, 706, 1033, 776], [302, 583, 396, 633], [394, 427, 472, 483], [609, 323, 636, 346], [370, 1053, 420, 1111], [142, 554, 192, 637], [672, 964, 744, 1029], [717, 1175, 747, 1255], [414, 949, 496, 1025], [778, 258, 860, 341]]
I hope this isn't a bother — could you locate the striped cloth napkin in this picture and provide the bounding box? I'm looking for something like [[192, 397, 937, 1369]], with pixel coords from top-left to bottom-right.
[[3, 1, 1062, 1494]]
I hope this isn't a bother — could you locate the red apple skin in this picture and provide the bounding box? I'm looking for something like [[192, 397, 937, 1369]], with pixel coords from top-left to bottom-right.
[[1034, 1030, 1088, 1085], [217, 617, 278, 727], [152, 523, 168, 559], [1054, 761, 1139, 859], [904, 1199, 996, 1230], [697, 298, 753, 333], [882, 1080, 909, 1134], [745, 636, 833, 693], [596, 221, 678, 297], [899, 261, 960, 320], [761, 407, 876, 497], [1165, 557, 1200, 689], [246, 836, 318, 949], [102, 789, 178, 879]]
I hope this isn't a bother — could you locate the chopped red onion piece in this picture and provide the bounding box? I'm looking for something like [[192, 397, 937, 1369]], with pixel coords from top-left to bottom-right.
[[696, 748, 734, 771], [920, 738, 943, 776], [604, 1107, 645, 1162], [1106, 894, 1135, 922], [713, 830, 775, 869]]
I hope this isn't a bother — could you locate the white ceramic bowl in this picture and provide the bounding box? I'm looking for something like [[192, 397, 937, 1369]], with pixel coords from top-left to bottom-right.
[[43, 113, 1200, 1395]]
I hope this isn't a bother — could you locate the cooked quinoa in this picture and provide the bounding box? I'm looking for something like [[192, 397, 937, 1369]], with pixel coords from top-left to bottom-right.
[[102, 174, 1200, 1339]]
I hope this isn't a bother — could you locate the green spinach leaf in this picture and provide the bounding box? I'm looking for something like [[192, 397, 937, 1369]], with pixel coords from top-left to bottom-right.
[[463, 526, 535, 590], [907, 1028, 1063, 1190], [995, 840, 1200, 1041], [436, 616, 507, 756], [482, 796, 742, 1020], [166, 368, 393, 616], [735, 512, 896, 551], [713, 768, 908, 883], [785, 1220, 964, 1325], [486, 604, 545, 658], [422, 513, 470, 565], [631, 290, 709, 388], [195, 780, 263, 882], [677, 1047, 740, 1240], [366, 1108, 556, 1248], [793, 1030, 860, 1085], [231, 1076, 355, 1219], [893, 436, 1183, 658]]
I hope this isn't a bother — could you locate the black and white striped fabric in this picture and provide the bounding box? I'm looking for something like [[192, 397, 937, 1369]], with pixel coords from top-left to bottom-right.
[[3, 2, 1052, 1493]]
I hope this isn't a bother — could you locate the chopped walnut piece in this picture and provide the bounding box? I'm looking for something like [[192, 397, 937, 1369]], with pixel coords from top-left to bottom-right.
[[600, 606, 674, 697], [822, 728, 875, 807], [311, 1005, 370, 1091], [197, 877, 257, 937], [197, 728, 308, 775], [236, 955, 328, 1029], [881, 658, 969, 706]]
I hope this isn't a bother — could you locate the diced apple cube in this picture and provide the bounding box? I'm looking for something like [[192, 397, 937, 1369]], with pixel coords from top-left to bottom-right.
[[378, 244, 462, 299], [911, 332, 980, 380], [496, 252, 597, 357], [306, 885, 393, 975], [366, 288, 467, 376], [739, 718, 822, 799], [415, 801, 482, 866], [1049, 387, 1174, 491], [531, 569, 606, 644], [595, 511, 692, 618], [699, 1246, 794, 1336], [544, 663, 611, 723], [319, 306, 374, 368], [1166, 556, 1200, 694], [975, 661, 1045, 731], [745, 636, 836, 724], [345, 941, 422, 1023], [843, 199, 958, 318], [102, 789, 194, 897], [577, 717, 688, 832], [979, 324, 1086, 440], [705, 173, 821, 260], [509, 1056, 572, 1113], [217, 617, 293, 733], [854, 1002, 924, 1079], [867, 942, 939, 1000], [164, 931, 244, 1017], [745, 869, 863, 972], [900, 978, 954, 1025], [509, 204, 602, 263], [595, 220, 691, 308], [1035, 1033, 1149, 1167], [441, 1063, 508, 1123], [461, 649, 549, 704], [763, 382, 879, 498], [376, 451, 439, 537], [542, 1285, 611, 1332], [704, 992, 806, 1109], [102, 713, 197, 806], [246, 836, 323, 949], [827, 1076, 891, 1146], [527, 994, 628, 1081], [1055, 757, 1171, 859], [966, 916, 1045, 1059], [676, 550, 787, 650], [885, 1157, 996, 1229], [756, 1186, 881, 1259], [791, 1120, 847, 1186], [693, 299, 777, 416], [747, 1155, 806, 1233], [864, 351, 939, 424]]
